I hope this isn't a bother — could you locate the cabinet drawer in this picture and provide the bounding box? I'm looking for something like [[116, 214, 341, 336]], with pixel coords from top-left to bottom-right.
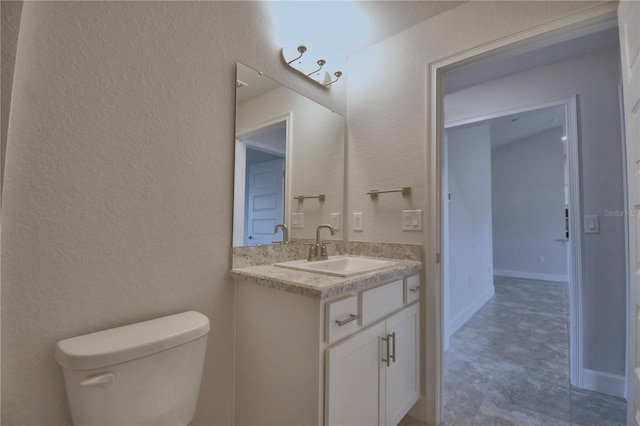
[[325, 295, 360, 343], [360, 279, 404, 325], [405, 274, 420, 304]]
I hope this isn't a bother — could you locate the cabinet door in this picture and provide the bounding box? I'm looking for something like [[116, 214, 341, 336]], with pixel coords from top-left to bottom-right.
[[325, 321, 385, 426], [385, 303, 420, 425]]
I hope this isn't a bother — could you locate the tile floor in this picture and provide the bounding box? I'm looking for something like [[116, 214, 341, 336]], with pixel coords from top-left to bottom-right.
[[400, 276, 626, 426]]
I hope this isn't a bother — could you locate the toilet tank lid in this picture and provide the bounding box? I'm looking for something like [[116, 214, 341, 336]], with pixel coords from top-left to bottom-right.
[[55, 311, 209, 370]]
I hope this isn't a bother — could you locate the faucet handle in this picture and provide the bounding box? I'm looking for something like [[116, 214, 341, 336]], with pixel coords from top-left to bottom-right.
[[320, 242, 333, 257], [307, 243, 319, 261]]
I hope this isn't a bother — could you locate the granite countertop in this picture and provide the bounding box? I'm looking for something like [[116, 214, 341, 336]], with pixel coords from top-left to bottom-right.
[[230, 257, 422, 299]]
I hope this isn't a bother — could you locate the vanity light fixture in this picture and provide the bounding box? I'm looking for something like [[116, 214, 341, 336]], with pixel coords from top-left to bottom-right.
[[281, 45, 343, 88]]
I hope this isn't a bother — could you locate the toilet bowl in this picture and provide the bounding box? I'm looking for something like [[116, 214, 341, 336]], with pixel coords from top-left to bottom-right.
[[55, 311, 209, 426]]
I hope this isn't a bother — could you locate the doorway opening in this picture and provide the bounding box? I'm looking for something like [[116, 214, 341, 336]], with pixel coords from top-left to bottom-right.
[[426, 6, 628, 425], [233, 120, 287, 246], [443, 101, 574, 347], [440, 100, 598, 424]]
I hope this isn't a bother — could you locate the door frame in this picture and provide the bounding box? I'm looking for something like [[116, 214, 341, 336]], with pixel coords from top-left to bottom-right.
[[425, 3, 620, 423]]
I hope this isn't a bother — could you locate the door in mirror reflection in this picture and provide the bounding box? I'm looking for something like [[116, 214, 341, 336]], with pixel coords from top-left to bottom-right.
[[235, 122, 287, 246]]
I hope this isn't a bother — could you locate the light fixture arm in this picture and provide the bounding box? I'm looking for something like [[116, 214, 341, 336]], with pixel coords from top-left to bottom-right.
[[280, 46, 343, 89], [287, 45, 307, 65], [324, 71, 342, 87], [306, 59, 326, 76]]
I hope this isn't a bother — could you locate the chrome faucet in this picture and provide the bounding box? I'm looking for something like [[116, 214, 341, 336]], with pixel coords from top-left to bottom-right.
[[307, 224, 335, 261], [273, 223, 289, 244]]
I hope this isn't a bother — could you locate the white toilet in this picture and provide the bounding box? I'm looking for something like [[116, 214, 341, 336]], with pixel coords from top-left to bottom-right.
[[55, 311, 209, 426]]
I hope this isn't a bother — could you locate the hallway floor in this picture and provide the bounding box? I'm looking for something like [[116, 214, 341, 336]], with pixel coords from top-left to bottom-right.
[[401, 276, 627, 426]]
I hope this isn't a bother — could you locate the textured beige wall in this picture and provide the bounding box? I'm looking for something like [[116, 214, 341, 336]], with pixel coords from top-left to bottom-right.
[[346, 0, 614, 419], [346, 1, 610, 244], [1, 0, 23, 206], [2, 1, 617, 424], [1, 2, 345, 425]]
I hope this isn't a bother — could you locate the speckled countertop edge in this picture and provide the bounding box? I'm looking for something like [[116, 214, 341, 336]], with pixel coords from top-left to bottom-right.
[[230, 258, 422, 299]]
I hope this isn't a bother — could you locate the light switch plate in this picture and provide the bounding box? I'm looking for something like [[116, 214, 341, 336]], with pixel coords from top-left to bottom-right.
[[402, 210, 422, 231], [292, 212, 304, 229], [584, 214, 599, 234], [331, 213, 341, 231], [353, 212, 363, 232]]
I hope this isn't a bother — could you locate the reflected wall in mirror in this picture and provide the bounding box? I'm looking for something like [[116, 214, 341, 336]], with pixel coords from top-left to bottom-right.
[[233, 63, 345, 247]]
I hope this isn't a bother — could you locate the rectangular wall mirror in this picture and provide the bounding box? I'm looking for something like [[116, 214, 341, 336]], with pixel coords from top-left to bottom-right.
[[233, 62, 345, 247]]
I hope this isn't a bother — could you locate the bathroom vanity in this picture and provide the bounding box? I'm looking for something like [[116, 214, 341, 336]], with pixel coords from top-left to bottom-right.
[[231, 254, 422, 426]]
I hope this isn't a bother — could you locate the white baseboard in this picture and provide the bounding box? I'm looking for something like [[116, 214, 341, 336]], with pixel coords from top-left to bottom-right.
[[580, 368, 626, 399], [494, 269, 568, 283], [448, 286, 495, 340], [407, 395, 427, 422]]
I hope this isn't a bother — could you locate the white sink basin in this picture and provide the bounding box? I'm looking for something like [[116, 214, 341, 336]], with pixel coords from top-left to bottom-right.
[[274, 256, 397, 277]]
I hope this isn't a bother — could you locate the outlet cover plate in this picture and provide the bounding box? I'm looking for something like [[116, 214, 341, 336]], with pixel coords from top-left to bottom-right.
[[331, 213, 340, 231], [353, 212, 363, 232], [292, 212, 304, 229]]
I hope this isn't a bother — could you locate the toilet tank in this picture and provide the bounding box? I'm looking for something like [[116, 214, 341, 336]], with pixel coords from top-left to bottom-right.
[[55, 311, 209, 426]]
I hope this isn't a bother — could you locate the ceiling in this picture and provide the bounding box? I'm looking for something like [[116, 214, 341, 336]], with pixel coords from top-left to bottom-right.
[[349, 1, 466, 54], [448, 104, 567, 150]]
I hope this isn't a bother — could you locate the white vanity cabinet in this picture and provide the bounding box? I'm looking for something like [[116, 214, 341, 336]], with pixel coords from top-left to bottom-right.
[[325, 303, 419, 425], [325, 304, 420, 426], [232, 267, 421, 426]]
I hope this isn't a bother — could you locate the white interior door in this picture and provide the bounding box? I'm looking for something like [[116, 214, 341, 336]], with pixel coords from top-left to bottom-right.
[[619, 1, 640, 424], [245, 158, 284, 246]]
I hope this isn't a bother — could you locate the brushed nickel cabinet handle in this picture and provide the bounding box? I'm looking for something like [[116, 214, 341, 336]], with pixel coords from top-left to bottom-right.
[[390, 332, 396, 363], [409, 286, 420, 293], [335, 313, 360, 327], [382, 334, 391, 367]]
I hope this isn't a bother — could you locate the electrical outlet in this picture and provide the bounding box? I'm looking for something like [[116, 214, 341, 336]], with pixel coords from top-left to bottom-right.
[[292, 212, 304, 229], [353, 212, 363, 231], [331, 213, 340, 231]]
